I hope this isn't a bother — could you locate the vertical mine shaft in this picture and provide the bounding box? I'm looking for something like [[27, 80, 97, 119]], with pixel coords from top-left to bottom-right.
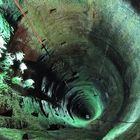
[[0, 0, 140, 139]]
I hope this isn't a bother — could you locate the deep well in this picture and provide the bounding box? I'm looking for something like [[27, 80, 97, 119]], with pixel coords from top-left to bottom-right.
[[0, 0, 140, 140]]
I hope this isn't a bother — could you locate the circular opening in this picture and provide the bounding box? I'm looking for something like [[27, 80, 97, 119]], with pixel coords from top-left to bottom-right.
[[71, 100, 94, 120]]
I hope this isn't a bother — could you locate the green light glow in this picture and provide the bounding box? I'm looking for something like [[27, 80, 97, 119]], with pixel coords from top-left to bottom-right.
[[0, 9, 12, 92], [0, 72, 9, 93], [102, 74, 140, 140], [0, 4, 34, 92], [12, 77, 23, 85], [23, 79, 35, 89], [0, 14, 12, 41], [101, 1, 140, 139], [0, 128, 23, 140], [19, 62, 27, 74], [15, 52, 25, 62], [70, 85, 104, 127], [0, 0, 140, 139], [44, 82, 104, 128]]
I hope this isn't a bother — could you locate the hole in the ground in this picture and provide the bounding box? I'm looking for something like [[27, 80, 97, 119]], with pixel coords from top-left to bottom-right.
[[31, 112, 39, 117], [47, 124, 65, 130], [0, 108, 13, 117], [22, 133, 29, 140], [49, 8, 57, 14]]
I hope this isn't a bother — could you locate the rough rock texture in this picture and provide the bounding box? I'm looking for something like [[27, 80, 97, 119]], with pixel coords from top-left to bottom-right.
[[0, 0, 140, 140]]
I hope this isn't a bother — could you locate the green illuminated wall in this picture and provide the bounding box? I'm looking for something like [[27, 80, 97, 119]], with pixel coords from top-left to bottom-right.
[[0, 0, 139, 140]]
